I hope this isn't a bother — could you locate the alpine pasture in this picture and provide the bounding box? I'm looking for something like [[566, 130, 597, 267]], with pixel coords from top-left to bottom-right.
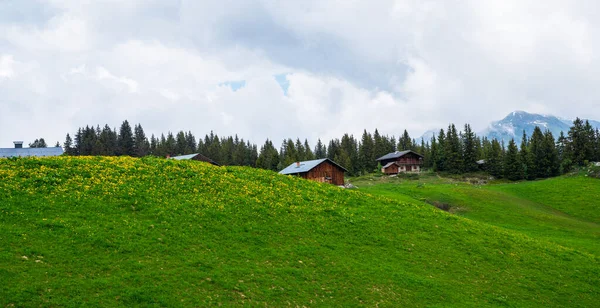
[[1, 157, 598, 306]]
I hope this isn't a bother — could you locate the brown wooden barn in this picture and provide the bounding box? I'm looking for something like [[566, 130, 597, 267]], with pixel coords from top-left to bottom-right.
[[377, 150, 424, 174], [279, 158, 347, 186], [169, 153, 220, 166]]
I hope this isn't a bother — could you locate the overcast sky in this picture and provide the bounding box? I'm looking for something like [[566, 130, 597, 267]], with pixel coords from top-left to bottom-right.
[[1, 0, 600, 147]]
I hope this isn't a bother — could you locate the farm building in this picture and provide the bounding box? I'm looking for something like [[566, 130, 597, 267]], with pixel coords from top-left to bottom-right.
[[377, 150, 424, 174], [279, 158, 347, 186], [169, 153, 220, 166], [0, 141, 64, 158]]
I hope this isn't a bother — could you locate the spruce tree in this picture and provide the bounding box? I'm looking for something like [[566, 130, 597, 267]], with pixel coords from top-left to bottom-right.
[[359, 130, 374, 172], [504, 139, 522, 180], [304, 139, 315, 160], [462, 124, 478, 173], [340, 134, 359, 175], [486, 139, 503, 178], [398, 130, 412, 150], [543, 130, 560, 177], [444, 124, 463, 174], [149, 134, 158, 156], [257, 139, 280, 171], [519, 130, 531, 179], [133, 124, 149, 157], [314, 139, 327, 159], [527, 127, 545, 179], [165, 132, 177, 157], [567, 118, 586, 165], [429, 136, 438, 170], [435, 129, 446, 171], [595, 129, 600, 161], [117, 120, 134, 156], [64, 134, 74, 155]]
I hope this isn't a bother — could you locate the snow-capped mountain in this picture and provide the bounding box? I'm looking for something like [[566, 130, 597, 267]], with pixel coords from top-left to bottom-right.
[[419, 111, 599, 145], [483, 111, 572, 144]]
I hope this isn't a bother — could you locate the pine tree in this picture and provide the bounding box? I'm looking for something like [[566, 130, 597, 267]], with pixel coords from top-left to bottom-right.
[[303, 139, 315, 160], [543, 130, 560, 177], [29, 138, 48, 148], [373, 129, 387, 161], [434, 129, 446, 171], [462, 124, 478, 172], [519, 130, 531, 179], [398, 130, 412, 151], [295, 138, 305, 161], [281, 139, 298, 166], [256, 139, 280, 171], [567, 118, 586, 165], [117, 120, 134, 156], [486, 139, 503, 178], [185, 131, 197, 154], [340, 134, 358, 175], [504, 139, 522, 180], [429, 136, 438, 170], [527, 127, 545, 179], [314, 139, 327, 159], [327, 139, 340, 161], [233, 136, 247, 165], [133, 124, 149, 157], [165, 132, 177, 157], [149, 134, 158, 156], [63, 134, 74, 155], [444, 124, 463, 174], [595, 128, 600, 161], [583, 120, 596, 163], [358, 130, 374, 173]]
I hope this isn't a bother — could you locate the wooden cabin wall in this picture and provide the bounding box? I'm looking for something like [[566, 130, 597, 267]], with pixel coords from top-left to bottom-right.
[[306, 162, 345, 185]]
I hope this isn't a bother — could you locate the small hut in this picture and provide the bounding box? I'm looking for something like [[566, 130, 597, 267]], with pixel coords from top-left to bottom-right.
[[279, 158, 347, 186]]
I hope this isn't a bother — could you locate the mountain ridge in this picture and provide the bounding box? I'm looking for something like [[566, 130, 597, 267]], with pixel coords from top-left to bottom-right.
[[419, 111, 600, 145]]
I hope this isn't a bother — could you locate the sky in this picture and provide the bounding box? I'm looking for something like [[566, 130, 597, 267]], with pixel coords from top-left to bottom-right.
[[1, 0, 600, 148]]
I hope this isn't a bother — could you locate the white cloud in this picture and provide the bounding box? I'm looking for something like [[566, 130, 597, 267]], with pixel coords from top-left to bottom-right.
[[0, 55, 16, 79], [1, 0, 600, 148]]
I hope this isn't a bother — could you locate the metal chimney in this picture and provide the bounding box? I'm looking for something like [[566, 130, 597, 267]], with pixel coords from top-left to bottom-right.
[[13, 141, 23, 149]]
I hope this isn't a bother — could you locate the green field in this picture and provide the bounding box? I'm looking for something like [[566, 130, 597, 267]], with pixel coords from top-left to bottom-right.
[[1, 157, 599, 306], [351, 173, 600, 257]]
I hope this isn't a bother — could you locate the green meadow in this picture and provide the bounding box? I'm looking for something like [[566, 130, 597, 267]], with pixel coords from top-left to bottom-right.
[[1, 157, 599, 306]]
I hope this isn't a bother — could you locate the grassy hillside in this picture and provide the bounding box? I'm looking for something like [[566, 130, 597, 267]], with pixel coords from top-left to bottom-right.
[[1, 157, 599, 306], [353, 174, 600, 256]]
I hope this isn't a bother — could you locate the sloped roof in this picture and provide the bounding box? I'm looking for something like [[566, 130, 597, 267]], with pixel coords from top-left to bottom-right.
[[279, 158, 347, 175], [0, 147, 64, 158], [376, 150, 424, 161], [382, 162, 397, 169], [170, 153, 199, 160], [170, 153, 219, 166]]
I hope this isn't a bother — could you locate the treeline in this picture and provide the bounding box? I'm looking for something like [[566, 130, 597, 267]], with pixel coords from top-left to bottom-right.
[[63, 118, 600, 180], [64, 121, 258, 166], [422, 119, 600, 180]]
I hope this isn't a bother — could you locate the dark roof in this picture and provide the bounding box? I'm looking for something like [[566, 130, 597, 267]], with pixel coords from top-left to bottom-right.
[[0, 147, 64, 158], [170, 153, 220, 166], [279, 158, 347, 175], [376, 150, 424, 161], [381, 162, 397, 169]]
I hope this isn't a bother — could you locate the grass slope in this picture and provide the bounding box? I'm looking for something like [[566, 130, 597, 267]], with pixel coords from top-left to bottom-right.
[[1, 157, 599, 306], [489, 176, 600, 224], [353, 175, 600, 256]]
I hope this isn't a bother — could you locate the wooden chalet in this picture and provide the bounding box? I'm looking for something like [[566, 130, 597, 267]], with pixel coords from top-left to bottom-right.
[[376, 150, 424, 174], [279, 158, 347, 186], [169, 153, 220, 166]]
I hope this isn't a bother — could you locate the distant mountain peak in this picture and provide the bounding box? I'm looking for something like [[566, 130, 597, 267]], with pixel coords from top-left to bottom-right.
[[418, 110, 599, 144]]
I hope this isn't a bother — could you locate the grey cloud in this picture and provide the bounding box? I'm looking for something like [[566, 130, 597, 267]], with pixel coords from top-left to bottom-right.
[[1, 0, 600, 147]]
